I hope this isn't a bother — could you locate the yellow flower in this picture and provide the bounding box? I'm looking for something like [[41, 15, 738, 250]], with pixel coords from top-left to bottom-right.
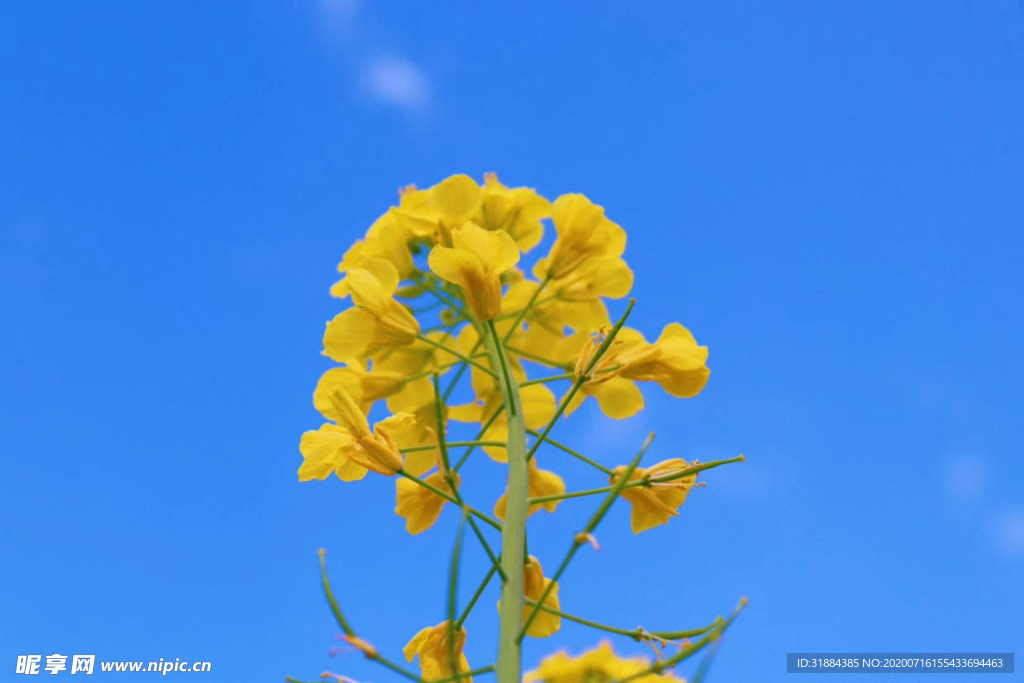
[[521, 556, 561, 638], [323, 258, 420, 362], [403, 621, 472, 682], [298, 388, 413, 481], [610, 459, 698, 533], [494, 459, 566, 521], [395, 471, 458, 534], [534, 194, 627, 281], [392, 174, 483, 246], [313, 365, 406, 416], [563, 329, 644, 420], [385, 378, 443, 476], [500, 280, 612, 355], [562, 323, 710, 418], [526, 641, 686, 683], [617, 324, 710, 398], [331, 210, 415, 292], [480, 172, 551, 252], [428, 222, 521, 321], [393, 173, 551, 253]]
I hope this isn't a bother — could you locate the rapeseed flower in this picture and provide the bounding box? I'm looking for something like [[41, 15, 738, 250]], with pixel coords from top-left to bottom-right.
[[428, 222, 521, 321], [611, 459, 699, 533], [395, 471, 458, 534], [494, 459, 566, 521], [323, 258, 419, 362], [403, 621, 472, 682], [298, 388, 412, 481], [521, 556, 561, 638]]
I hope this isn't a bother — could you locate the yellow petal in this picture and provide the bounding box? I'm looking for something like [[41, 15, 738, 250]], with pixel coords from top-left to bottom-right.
[[432, 174, 482, 226], [322, 309, 375, 362], [427, 245, 480, 289], [591, 377, 645, 419], [452, 222, 521, 274]]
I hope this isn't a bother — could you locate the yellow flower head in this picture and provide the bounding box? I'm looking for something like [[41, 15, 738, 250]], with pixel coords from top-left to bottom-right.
[[526, 641, 686, 683], [611, 459, 699, 533], [494, 459, 566, 521], [323, 258, 420, 362], [391, 174, 483, 247], [428, 222, 521, 321], [403, 621, 472, 682], [298, 387, 413, 481], [395, 471, 458, 535]]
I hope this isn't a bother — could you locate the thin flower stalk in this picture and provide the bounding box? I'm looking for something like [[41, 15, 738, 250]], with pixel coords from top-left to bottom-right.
[[519, 433, 653, 640]]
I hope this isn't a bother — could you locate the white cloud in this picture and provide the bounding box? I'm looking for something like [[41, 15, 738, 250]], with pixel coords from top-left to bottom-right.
[[317, 0, 362, 36], [313, 1, 434, 115], [992, 507, 1024, 558], [943, 454, 988, 502], [365, 57, 431, 111]]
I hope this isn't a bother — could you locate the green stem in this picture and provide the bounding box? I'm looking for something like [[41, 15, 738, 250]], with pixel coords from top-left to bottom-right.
[[501, 275, 551, 343], [447, 512, 467, 676], [614, 598, 748, 683], [453, 408, 503, 472], [434, 665, 496, 683], [523, 599, 720, 642], [431, 374, 505, 579], [525, 429, 613, 475], [527, 456, 746, 504], [519, 433, 653, 640], [519, 373, 575, 386], [504, 345, 568, 368], [525, 299, 635, 462], [417, 334, 498, 378], [401, 440, 507, 454], [456, 563, 499, 627], [317, 550, 423, 682], [481, 321, 529, 683]]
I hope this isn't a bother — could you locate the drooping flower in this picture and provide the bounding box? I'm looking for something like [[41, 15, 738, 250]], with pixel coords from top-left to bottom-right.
[[521, 556, 561, 638], [428, 222, 521, 321], [395, 471, 459, 535], [403, 621, 472, 682], [525, 641, 686, 683], [323, 258, 420, 362], [298, 388, 413, 481], [617, 324, 710, 398], [494, 459, 566, 521], [610, 459, 699, 533]]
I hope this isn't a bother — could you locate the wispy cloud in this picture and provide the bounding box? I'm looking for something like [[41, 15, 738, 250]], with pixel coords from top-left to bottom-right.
[[315, 0, 433, 115], [943, 454, 988, 502], [365, 56, 431, 111], [992, 507, 1024, 558]]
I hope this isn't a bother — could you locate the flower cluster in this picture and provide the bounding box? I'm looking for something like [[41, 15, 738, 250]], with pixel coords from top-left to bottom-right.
[[296, 174, 744, 683]]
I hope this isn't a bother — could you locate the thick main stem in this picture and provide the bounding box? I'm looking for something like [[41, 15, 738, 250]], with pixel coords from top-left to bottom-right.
[[482, 320, 528, 683]]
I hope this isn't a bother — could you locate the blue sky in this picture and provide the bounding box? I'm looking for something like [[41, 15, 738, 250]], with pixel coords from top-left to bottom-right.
[[2, 2, 1022, 682]]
